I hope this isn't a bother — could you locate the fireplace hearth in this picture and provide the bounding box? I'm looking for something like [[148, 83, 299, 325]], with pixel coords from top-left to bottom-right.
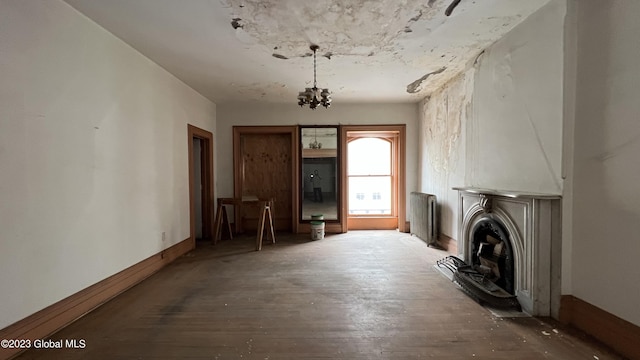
[[437, 255, 521, 310], [437, 213, 522, 311]]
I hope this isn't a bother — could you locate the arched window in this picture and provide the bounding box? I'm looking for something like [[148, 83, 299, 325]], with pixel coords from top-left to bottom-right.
[[347, 137, 392, 215]]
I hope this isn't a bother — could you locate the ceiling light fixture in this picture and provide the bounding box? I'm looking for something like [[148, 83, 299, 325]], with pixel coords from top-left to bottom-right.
[[297, 45, 331, 109], [309, 128, 322, 149]]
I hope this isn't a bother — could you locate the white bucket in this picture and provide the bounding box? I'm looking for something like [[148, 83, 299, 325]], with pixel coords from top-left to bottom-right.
[[310, 221, 325, 240]]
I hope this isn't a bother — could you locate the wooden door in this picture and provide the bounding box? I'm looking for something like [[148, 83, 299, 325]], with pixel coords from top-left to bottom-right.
[[236, 130, 294, 232]]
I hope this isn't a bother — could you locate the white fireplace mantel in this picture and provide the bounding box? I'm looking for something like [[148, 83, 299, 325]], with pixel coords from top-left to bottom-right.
[[452, 187, 561, 199], [453, 187, 562, 317]]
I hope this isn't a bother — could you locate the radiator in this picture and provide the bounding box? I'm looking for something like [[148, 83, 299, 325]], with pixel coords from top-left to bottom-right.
[[410, 192, 438, 246]]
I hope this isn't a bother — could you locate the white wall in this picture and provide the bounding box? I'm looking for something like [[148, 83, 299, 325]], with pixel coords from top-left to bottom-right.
[[216, 103, 419, 216], [470, 0, 565, 194], [560, 0, 578, 299], [419, 0, 566, 238], [0, 1, 216, 329], [571, 0, 640, 326]]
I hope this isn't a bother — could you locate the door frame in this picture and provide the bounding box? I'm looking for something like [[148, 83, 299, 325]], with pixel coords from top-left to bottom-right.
[[188, 124, 214, 246], [340, 125, 406, 232], [233, 126, 299, 233]]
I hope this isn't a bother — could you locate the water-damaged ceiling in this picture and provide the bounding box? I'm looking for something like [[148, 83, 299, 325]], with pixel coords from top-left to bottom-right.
[[64, 0, 550, 104]]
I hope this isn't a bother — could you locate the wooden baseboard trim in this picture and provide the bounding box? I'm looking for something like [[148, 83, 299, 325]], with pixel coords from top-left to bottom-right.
[[0, 237, 194, 360], [437, 233, 458, 254], [560, 295, 640, 360]]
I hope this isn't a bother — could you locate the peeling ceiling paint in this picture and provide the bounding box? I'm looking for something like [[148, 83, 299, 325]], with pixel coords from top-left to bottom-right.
[[222, 0, 446, 58], [63, 0, 551, 104], [407, 67, 447, 94]]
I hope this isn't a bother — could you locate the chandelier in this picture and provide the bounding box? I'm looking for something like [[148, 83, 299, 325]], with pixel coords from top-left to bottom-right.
[[297, 45, 331, 109], [309, 128, 322, 149]]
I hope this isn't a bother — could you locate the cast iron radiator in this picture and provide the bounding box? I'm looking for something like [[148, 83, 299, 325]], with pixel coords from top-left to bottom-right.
[[409, 192, 437, 246]]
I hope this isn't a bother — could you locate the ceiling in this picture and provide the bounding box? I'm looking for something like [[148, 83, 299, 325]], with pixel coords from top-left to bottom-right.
[[64, 0, 550, 104]]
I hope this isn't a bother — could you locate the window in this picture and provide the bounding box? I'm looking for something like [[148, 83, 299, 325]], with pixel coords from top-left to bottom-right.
[[347, 137, 392, 215], [342, 125, 405, 231]]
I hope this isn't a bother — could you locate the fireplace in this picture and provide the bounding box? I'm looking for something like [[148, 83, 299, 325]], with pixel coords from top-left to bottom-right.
[[450, 188, 562, 317], [470, 216, 515, 295]]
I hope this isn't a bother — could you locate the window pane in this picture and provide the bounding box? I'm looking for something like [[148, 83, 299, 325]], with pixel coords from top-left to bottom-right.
[[348, 138, 391, 175], [348, 176, 391, 215]]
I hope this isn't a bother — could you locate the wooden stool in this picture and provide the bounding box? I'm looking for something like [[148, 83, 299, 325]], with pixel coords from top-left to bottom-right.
[[256, 198, 276, 251], [213, 198, 240, 245]]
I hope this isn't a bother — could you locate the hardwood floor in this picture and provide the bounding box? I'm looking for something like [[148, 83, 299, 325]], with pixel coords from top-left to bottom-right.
[[17, 231, 622, 359]]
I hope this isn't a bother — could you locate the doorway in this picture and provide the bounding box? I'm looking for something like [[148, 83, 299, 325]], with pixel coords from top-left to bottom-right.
[[340, 125, 406, 231], [188, 124, 214, 245]]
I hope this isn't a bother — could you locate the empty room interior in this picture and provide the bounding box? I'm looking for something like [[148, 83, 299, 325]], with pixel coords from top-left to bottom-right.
[[1, 0, 639, 359]]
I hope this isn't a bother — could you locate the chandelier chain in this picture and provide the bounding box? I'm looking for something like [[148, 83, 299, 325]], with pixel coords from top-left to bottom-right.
[[313, 48, 317, 89], [296, 44, 331, 109]]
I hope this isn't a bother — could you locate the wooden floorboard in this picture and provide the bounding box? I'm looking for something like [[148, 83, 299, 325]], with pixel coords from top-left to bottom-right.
[[16, 231, 623, 359]]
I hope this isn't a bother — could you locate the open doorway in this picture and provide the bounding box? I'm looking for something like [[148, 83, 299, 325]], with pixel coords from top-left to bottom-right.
[[188, 124, 214, 245], [340, 125, 406, 231]]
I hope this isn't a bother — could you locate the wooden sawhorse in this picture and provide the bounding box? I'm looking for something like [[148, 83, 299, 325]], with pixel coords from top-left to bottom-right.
[[255, 198, 276, 251], [213, 197, 276, 251], [213, 198, 239, 245]]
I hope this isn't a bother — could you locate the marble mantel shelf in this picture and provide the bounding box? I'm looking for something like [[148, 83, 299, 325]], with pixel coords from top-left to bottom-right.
[[453, 187, 562, 200]]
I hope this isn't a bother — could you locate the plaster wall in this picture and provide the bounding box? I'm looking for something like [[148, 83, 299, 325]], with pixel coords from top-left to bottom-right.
[[571, 0, 640, 326], [0, 1, 216, 329], [469, 0, 565, 195], [216, 103, 419, 217], [418, 0, 566, 238], [418, 70, 473, 239]]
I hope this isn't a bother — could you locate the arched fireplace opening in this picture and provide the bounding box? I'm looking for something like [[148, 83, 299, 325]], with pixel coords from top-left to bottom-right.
[[470, 217, 515, 295], [436, 211, 521, 311]]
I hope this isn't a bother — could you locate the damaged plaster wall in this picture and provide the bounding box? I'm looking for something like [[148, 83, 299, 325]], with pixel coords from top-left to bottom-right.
[[418, 69, 474, 240], [572, 0, 640, 327], [419, 0, 565, 239]]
